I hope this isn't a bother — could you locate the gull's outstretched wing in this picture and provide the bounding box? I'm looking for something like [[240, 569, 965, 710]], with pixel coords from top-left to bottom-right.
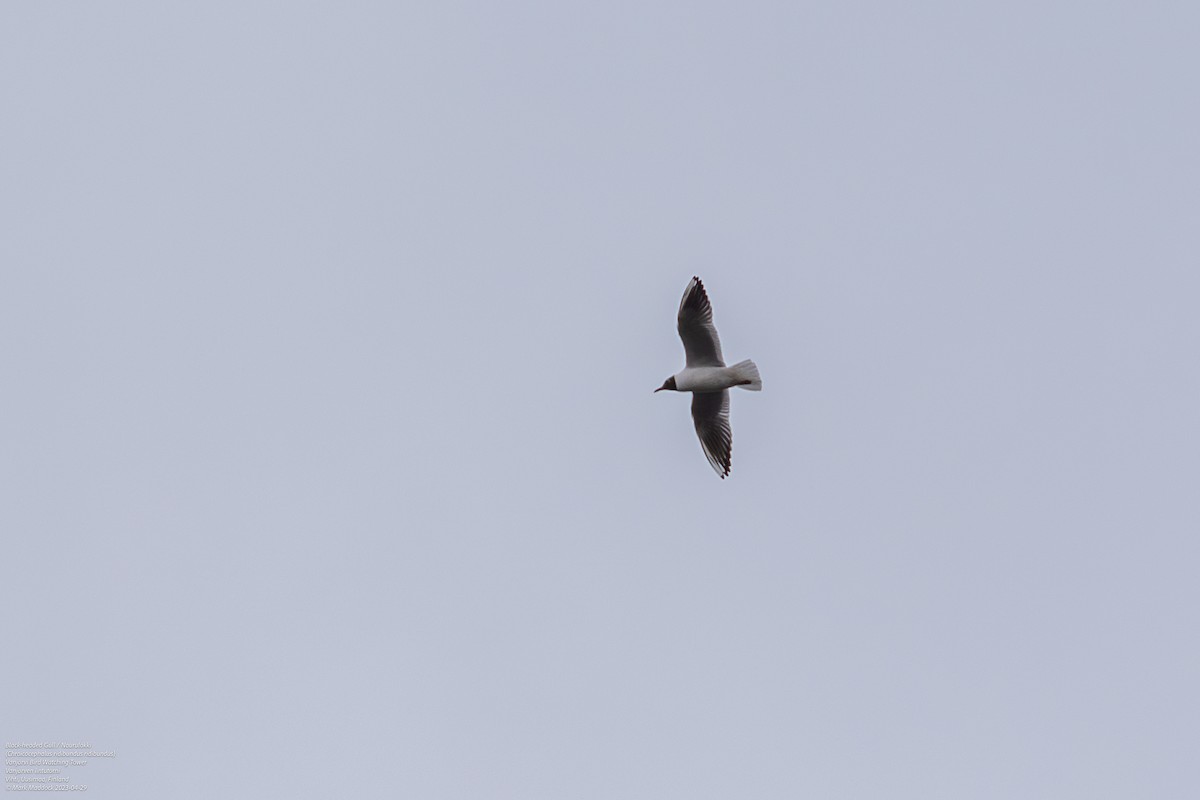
[[677, 277, 725, 367], [691, 390, 732, 478]]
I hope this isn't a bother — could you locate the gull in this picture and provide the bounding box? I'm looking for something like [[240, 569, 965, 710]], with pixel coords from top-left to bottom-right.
[[655, 277, 762, 478]]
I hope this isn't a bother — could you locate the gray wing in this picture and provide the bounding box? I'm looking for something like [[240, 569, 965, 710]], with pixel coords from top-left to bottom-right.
[[677, 276, 725, 367], [691, 390, 732, 479]]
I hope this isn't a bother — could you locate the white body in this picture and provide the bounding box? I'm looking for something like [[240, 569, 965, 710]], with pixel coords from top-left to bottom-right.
[[674, 360, 763, 393]]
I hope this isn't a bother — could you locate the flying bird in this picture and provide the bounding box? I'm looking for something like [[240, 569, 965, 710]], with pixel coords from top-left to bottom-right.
[[655, 277, 762, 478]]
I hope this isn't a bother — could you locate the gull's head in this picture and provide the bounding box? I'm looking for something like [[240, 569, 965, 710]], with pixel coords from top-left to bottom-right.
[[654, 376, 678, 393]]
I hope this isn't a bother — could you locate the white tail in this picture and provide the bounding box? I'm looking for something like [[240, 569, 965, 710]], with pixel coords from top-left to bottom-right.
[[731, 359, 762, 391]]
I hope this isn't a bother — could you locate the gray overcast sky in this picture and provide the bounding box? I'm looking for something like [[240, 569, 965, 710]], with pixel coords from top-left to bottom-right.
[[3, 1, 1198, 797]]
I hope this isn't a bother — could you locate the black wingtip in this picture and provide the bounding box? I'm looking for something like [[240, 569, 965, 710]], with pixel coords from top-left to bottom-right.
[[682, 277, 711, 313]]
